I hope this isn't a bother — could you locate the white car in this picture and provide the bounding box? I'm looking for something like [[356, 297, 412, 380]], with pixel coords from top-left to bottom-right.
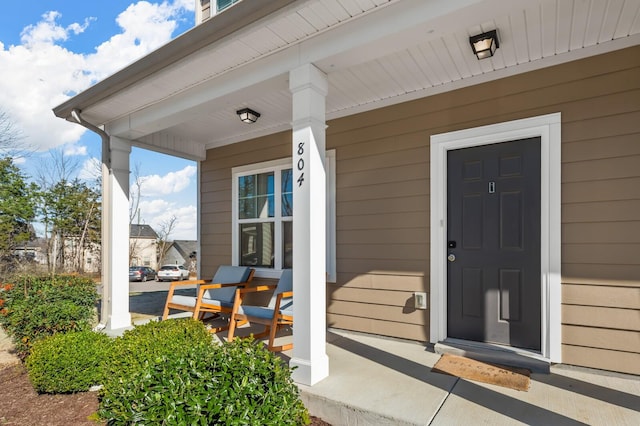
[[156, 264, 190, 281]]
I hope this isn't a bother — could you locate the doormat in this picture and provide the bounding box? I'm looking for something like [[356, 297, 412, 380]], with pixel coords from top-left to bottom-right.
[[432, 354, 531, 391]]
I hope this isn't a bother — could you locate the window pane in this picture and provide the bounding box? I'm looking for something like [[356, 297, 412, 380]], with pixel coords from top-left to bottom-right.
[[281, 169, 293, 216], [238, 175, 255, 198], [240, 223, 274, 268], [238, 198, 255, 219], [283, 221, 293, 269], [217, 0, 236, 12], [238, 172, 274, 219]]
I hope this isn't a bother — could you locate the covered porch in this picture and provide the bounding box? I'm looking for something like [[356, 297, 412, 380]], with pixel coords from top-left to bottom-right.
[[53, 0, 640, 387]]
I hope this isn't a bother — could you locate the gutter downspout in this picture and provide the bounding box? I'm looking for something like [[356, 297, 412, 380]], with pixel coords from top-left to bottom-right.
[[70, 109, 111, 331]]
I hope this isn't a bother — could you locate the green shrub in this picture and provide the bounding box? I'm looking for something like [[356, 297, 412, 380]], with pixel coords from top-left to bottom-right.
[[26, 330, 112, 393], [0, 274, 99, 358], [98, 320, 309, 425], [104, 317, 214, 381]]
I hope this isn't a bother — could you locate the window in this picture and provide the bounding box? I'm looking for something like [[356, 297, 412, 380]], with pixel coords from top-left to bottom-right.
[[217, 0, 239, 12], [232, 152, 336, 280]]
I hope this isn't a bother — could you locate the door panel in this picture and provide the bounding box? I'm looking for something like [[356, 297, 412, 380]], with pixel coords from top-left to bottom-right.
[[447, 138, 541, 351]]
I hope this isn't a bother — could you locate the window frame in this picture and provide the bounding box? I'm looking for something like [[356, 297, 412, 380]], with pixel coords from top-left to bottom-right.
[[232, 150, 336, 280]]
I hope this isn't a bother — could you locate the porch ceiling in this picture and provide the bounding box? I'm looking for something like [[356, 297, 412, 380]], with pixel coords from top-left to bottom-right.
[[54, 0, 640, 160]]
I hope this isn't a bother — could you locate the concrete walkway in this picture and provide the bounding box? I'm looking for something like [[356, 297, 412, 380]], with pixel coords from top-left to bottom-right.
[[3, 289, 639, 425], [296, 329, 640, 425]]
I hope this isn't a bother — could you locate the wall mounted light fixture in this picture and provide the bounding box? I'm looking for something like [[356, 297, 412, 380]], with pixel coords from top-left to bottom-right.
[[469, 29, 499, 60], [236, 108, 261, 123]]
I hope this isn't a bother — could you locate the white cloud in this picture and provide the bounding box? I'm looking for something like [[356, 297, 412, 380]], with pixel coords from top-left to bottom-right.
[[139, 198, 171, 215], [0, 1, 194, 152], [138, 199, 196, 240], [138, 165, 196, 196], [63, 143, 87, 156], [77, 156, 101, 181]]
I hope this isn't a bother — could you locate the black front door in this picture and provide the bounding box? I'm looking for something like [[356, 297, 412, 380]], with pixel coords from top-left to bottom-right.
[[447, 138, 541, 351]]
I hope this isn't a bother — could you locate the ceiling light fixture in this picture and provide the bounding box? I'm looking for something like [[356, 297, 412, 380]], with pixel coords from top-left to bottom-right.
[[469, 29, 499, 60], [236, 108, 261, 123]]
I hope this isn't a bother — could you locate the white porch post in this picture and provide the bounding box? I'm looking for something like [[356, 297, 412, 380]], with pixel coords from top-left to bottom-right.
[[105, 136, 132, 330], [289, 63, 329, 386]]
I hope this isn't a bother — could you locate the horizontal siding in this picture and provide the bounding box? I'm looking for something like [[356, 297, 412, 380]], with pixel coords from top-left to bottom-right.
[[562, 284, 640, 309], [329, 286, 418, 307], [563, 200, 640, 223], [558, 50, 640, 376], [563, 264, 640, 286], [328, 314, 427, 341], [562, 325, 639, 354], [562, 133, 640, 163], [562, 177, 640, 203], [561, 345, 640, 376], [336, 273, 426, 292], [562, 305, 640, 331], [562, 222, 640, 244], [329, 300, 424, 324], [199, 46, 640, 374]]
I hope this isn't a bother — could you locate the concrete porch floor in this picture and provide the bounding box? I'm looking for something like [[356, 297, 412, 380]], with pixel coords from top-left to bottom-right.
[[129, 289, 640, 425]]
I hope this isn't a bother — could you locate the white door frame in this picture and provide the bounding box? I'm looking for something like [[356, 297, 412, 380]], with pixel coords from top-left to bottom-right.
[[429, 113, 562, 362]]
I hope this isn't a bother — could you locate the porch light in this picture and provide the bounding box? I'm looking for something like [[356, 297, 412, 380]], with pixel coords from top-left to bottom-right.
[[236, 108, 261, 123], [469, 29, 499, 60]]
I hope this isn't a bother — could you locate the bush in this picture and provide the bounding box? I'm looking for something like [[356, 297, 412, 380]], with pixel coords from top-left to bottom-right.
[[104, 317, 214, 381], [98, 320, 309, 425], [0, 274, 99, 358], [26, 330, 112, 393]]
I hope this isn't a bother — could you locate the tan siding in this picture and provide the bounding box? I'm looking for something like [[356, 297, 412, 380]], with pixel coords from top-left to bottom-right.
[[328, 314, 428, 341], [562, 177, 640, 203], [563, 264, 640, 286], [200, 45, 640, 374], [561, 345, 640, 376], [562, 243, 640, 265], [563, 154, 640, 183], [562, 134, 640, 163], [336, 273, 426, 291], [562, 325, 640, 353], [563, 200, 640, 223], [562, 305, 640, 331], [337, 212, 427, 230], [338, 228, 429, 245], [562, 284, 640, 309], [562, 222, 640, 244], [329, 300, 424, 324], [330, 286, 417, 307], [337, 179, 428, 202]]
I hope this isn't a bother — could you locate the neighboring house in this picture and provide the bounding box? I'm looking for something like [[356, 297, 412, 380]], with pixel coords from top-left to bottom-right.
[[12, 239, 48, 266], [129, 224, 159, 270], [161, 240, 198, 275], [54, 0, 640, 385]]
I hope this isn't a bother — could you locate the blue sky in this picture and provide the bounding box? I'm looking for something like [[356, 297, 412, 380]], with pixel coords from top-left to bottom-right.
[[0, 0, 198, 240]]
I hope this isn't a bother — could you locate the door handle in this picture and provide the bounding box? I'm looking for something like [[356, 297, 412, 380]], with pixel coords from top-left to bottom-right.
[[447, 253, 456, 262]]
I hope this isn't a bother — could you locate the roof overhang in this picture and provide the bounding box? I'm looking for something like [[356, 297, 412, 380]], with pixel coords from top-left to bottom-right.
[[53, 0, 640, 160]]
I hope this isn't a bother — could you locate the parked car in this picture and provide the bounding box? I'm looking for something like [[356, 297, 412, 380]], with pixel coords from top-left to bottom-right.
[[129, 266, 156, 282], [156, 264, 190, 281]]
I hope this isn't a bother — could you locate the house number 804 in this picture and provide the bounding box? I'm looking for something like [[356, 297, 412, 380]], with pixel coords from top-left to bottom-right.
[[297, 142, 304, 187]]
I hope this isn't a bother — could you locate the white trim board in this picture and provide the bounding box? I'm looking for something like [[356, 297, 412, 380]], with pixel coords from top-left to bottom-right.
[[429, 113, 562, 363]]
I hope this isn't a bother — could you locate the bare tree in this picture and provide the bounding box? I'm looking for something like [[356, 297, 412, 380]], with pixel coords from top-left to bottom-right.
[[35, 148, 80, 186], [0, 109, 32, 159], [128, 162, 147, 264], [156, 215, 177, 267]]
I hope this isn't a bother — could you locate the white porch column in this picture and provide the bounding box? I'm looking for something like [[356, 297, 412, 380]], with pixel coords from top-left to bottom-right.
[[105, 136, 132, 330], [289, 63, 329, 386]]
